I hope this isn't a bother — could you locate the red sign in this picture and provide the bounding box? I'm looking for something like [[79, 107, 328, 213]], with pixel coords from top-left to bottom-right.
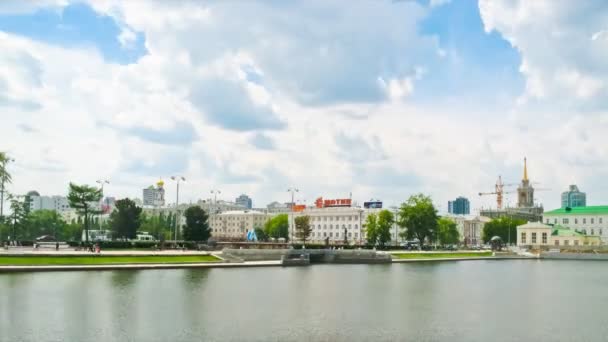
[[292, 204, 306, 212], [315, 197, 352, 208]]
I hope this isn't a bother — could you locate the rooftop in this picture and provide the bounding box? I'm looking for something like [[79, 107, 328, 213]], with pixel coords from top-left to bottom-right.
[[518, 222, 551, 229], [218, 210, 266, 216], [551, 226, 584, 237], [544, 206, 608, 216]]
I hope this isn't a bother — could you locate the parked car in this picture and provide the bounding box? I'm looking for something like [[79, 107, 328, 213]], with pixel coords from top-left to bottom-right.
[[401, 241, 420, 250], [35, 235, 56, 242]]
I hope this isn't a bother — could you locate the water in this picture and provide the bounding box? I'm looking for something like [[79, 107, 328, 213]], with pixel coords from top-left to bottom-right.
[[1, 260, 608, 342]]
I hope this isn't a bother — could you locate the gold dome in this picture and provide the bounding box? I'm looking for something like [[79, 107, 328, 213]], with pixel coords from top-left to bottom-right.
[[156, 179, 164, 188]]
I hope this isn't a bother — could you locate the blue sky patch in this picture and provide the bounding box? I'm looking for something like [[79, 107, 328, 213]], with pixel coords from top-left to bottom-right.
[[0, 3, 146, 64]]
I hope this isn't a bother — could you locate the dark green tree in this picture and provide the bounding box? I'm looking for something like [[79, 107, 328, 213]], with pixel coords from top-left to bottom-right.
[[437, 217, 460, 246], [398, 194, 438, 247], [183, 206, 210, 241], [0, 152, 13, 222], [8, 195, 30, 241], [365, 213, 378, 246], [264, 214, 289, 240], [482, 216, 525, 245], [254, 226, 267, 241], [294, 215, 312, 244], [109, 198, 142, 240], [376, 210, 394, 247], [67, 183, 102, 243]]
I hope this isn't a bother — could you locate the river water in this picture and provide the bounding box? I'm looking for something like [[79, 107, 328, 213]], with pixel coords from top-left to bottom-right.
[[1, 260, 607, 342]]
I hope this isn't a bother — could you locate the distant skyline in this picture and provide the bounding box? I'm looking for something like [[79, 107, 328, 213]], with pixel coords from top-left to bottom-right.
[[2, 1, 608, 212]]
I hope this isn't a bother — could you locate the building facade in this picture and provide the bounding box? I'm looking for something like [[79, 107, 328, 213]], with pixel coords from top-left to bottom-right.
[[517, 222, 601, 247], [561, 185, 586, 208], [543, 206, 608, 243], [448, 197, 470, 215], [210, 210, 269, 240], [444, 214, 491, 245], [235, 194, 253, 209], [142, 180, 165, 207], [28, 195, 70, 212]]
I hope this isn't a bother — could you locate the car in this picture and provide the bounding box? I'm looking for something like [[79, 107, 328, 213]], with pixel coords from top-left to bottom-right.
[[35, 235, 56, 242], [401, 241, 420, 250]]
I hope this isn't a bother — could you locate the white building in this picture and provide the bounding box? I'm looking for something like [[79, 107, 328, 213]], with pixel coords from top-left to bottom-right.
[[142, 180, 165, 207], [444, 214, 491, 245], [543, 206, 608, 243], [28, 194, 70, 212], [517, 222, 601, 247], [210, 210, 269, 240]]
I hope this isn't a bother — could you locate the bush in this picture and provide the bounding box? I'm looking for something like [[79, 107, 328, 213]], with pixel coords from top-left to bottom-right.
[[132, 241, 158, 249]]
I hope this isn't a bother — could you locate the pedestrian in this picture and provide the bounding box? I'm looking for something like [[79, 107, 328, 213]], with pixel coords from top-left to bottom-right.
[[56, 242, 59, 251]]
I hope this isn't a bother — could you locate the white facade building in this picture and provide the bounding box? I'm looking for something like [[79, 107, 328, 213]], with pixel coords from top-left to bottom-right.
[[210, 210, 269, 240], [29, 195, 70, 212], [444, 215, 491, 245], [543, 206, 608, 243]]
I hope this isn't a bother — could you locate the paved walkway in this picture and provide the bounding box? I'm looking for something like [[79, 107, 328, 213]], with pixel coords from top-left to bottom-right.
[[0, 248, 217, 256]]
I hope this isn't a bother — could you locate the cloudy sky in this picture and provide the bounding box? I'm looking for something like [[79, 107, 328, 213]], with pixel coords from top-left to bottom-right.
[[2, 0, 608, 212]]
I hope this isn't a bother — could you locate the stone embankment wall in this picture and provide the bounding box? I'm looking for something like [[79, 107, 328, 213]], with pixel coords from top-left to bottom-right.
[[222, 248, 392, 264], [541, 252, 608, 261]]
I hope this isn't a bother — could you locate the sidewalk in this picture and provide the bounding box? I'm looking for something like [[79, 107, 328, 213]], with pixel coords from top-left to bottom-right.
[[0, 247, 217, 256]]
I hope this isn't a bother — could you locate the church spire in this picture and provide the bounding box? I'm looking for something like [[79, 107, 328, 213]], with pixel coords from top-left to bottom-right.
[[523, 157, 528, 182]]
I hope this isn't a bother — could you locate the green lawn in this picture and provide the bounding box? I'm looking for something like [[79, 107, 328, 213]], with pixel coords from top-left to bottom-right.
[[392, 252, 493, 259], [0, 255, 221, 266]]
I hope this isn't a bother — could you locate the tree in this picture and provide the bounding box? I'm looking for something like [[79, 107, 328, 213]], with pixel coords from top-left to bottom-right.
[[8, 195, 30, 241], [109, 198, 142, 240], [0, 152, 13, 221], [24, 209, 68, 240], [437, 217, 460, 246], [398, 194, 438, 247], [294, 215, 312, 244], [365, 213, 378, 246], [376, 210, 394, 248], [482, 216, 525, 245], [183, 206, 211, 241], [140, 212, 173, 241], [254, 226, 267, 242], [67, 183, 102, 243], [264, 214, 289, 240]]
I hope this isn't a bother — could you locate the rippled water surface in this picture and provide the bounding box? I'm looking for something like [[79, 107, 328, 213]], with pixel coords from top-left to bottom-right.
[[1, 260, 608, 341]]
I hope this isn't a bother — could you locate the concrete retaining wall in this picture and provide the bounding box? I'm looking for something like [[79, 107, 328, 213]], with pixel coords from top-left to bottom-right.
[[222, 248, 392, 264], [541, 252, 608, 260]]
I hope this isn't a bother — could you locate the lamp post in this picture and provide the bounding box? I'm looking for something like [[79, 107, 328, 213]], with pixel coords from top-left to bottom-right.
[[171, 176, 186, 242], [0, 156, 15, 219], [287, 187, 299, 242], [96, 179, 109, 231]]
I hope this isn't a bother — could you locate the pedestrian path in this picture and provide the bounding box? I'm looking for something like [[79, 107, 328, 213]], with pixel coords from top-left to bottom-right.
[[0, 260, 282, 272]]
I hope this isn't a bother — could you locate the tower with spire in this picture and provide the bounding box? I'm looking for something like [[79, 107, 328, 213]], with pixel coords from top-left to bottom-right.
[[517, 157, 535, 208]]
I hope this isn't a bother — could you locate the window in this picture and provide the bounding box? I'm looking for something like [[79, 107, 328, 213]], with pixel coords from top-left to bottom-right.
[[349, 216, 352, 221], [317, 225, 321, 229], [323, 232, 326, 237], [542, 233, 547, 244], [591, 218, 595, 224], [521, 232, 526, 244], [355, 224, 358, 229], [554, 219, 557, 224], [355, 233, 358, 238], [531, 233, 537, 244], [348, 232, 352, 237], [575, 218, 578, 224], [330, 224, 333, 229], [546, 219, 550, 224], [583, 229, 587, 234], [330, 232, 333, 237], [564, 240, 569, 246], [600, 229, 603, 236], [574, 240, 579, 246], [591, 229, 595, 235], [563, 218, 569, 224], [348, 224, 352, 229], [323, 224, 327, 229], [600, 218, 603, 224], [583, 218, 586, 224], [555, 240, 559, 246]]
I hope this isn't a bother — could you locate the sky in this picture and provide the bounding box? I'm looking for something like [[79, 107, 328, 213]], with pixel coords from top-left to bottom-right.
[[1, 0, 608, 213]]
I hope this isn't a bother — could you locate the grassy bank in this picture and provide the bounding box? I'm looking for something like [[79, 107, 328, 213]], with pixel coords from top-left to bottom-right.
[[392, 252, 493, 259], [0, 255, 221, 266]]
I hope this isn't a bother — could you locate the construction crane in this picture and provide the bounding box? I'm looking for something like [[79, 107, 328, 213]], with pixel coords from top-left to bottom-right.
[[479, 175, 517, 210]]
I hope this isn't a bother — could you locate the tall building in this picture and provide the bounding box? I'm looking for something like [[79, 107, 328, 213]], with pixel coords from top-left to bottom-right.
[[27, 191, 70, 212], [235, 194, 253, 209], [448, 197, 470, 215], [561, 185, 586, 208], [517, 157, 534, 208], [143, 179, 165, 207]]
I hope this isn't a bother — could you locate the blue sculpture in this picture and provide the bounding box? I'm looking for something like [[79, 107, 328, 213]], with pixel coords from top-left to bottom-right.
[[246, 230, 258, 242]]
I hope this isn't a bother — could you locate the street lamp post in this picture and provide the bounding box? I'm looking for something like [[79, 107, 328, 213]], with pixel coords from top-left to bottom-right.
[[287, 187, 299, 242], [171, 176, 186, 242], [0, 156, 15, 219], [96, 179, 109, 231]]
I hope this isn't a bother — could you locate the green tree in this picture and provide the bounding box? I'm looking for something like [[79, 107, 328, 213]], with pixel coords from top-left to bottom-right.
[[437, 217, 460, 246], [254, 226, 267, 241], [376, 210, 394, 247], [482, 216, 525, 245], [294, 215, 312, 244], [0, 152, 13, 221], [183, 206, 211, 241], [67, 183, 102, 243], [264, 214, 289, 240], [24, 209, 68, 240], [8, 195, 31, 241], [109, 198, 142, 240], [365, 213, 378, 246], [398, 194, 438, 247]]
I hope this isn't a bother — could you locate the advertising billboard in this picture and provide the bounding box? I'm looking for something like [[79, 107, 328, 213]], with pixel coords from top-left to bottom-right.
[[364, 201, 383, 209], [315, 197, 352, 208]]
